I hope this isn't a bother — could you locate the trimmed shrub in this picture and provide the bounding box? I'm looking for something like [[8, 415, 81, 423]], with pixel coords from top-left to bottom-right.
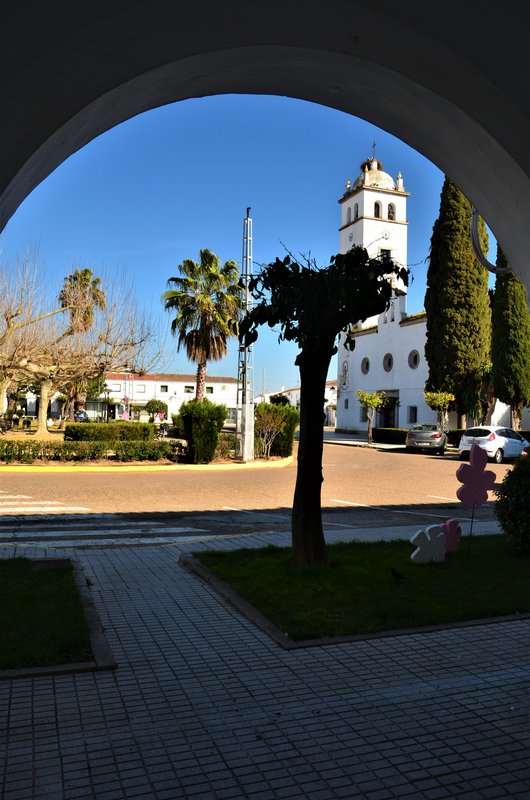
[[372, 427, 408, 444], [112, 440, 185, 462], [447, 429, 466, 447], [270, 405, 300, 457], [64, 422, 155, 442], [179, 399, 227, 464], [495, 457, 530, 552], [170, 414, 185, 439], [215, 432, 236, 461]]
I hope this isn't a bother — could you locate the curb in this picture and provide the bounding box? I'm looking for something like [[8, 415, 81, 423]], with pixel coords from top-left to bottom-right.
[[0, 456, 294, 473]]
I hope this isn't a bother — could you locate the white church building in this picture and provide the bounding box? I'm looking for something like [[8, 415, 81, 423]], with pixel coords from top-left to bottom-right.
[[335, 154, 520, 432]]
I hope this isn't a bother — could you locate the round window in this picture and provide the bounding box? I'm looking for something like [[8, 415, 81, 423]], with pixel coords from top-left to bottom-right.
[[383, 353, 393, 372], [361, 357, 370, 375], [408, 350, 420, 369]]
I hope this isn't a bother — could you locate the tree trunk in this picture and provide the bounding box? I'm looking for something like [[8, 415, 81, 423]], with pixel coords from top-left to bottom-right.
[[0, 378, 10, 415], [291, 349, 330, 566], [367, 410, 374, 444], [195, 361, 206, 402], [511, 404, 522, 431], [35, 379, 52, 437]]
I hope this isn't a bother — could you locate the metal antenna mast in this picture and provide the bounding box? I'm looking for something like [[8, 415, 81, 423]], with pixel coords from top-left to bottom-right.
[[236, 207, 255, 461]]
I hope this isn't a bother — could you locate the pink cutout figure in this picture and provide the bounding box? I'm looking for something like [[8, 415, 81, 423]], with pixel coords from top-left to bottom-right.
[[441, 518, 462, 554], [456, 444, 496, 507]]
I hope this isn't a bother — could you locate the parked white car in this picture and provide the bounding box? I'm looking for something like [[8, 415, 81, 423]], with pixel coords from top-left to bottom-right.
[[459, 426, 529, 463]]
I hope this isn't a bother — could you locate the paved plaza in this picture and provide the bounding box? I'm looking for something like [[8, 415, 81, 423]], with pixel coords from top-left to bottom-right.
[[1, 521, 530, 800]]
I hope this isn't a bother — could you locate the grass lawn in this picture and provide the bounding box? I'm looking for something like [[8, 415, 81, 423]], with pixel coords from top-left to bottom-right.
[[194, 536, 530, 641], [0, 558, 93, 670]]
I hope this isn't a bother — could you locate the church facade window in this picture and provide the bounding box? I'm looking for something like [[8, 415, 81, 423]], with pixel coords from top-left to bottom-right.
[[383, 353, 393, 372], [346, 207, 351, 224], [374, 201, 381, 218], [388, 203, 395, 220], [354, 203, 359, 219]]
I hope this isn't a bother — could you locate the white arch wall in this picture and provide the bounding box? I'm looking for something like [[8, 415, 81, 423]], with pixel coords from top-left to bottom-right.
[[2, 2, 530, 291]]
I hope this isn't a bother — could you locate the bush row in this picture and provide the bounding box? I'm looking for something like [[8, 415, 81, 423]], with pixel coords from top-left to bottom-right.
[[495, 456, 530, 552], [180, 399, 227, 463], [0, 440, 186, 463], [270, 405, 300, 457], [64, 422, 155, 442]]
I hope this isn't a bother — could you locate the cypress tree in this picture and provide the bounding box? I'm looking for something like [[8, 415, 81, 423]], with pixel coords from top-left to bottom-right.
[[424, 178, 491, 427], [491, 247, 530, 429]]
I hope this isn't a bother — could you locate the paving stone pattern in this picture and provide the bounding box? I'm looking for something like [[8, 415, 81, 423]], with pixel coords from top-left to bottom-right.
[[1, 528, 530, 799]]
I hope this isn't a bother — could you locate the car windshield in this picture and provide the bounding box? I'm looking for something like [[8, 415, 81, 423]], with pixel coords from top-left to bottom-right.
[[411, 424, 438, 431], [464, 428, 492, 437]]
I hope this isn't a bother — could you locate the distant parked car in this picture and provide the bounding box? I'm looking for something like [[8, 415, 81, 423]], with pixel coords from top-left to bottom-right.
[[74, 409, 89, 422], [405, 423, 447, 455], [459, 426, 529, 463]]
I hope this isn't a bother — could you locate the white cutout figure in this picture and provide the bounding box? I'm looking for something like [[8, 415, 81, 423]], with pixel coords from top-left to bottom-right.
[[410, 525, 446, 564]]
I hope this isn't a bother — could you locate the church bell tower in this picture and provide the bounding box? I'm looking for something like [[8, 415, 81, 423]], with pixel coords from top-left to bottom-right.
[[338, 154, 409, 300]]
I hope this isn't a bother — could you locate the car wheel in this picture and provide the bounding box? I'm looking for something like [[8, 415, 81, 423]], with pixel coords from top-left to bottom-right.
[[493, 448, 504, 464], [459, 452, 468, 460], [438, 447, 446, 455]]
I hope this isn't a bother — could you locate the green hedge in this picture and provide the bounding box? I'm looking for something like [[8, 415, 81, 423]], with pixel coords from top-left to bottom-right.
[[0, 439, 185, 463], [179, 399, 227, 463], [372, 427, 408, 444], [270, 406, 300, 457], [495, 456, 530, 552], [64, 422, 155, 442]]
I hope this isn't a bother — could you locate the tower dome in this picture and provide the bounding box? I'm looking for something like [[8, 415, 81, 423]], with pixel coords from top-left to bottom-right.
[[352, 156, 396, 191]]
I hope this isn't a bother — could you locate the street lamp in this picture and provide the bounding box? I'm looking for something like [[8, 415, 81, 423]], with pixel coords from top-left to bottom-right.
[[103, 383, 110, 422]]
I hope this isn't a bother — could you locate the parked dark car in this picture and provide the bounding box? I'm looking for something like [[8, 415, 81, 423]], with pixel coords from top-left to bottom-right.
[[74, 410, 89, 422], [405, 423, 447, 455]]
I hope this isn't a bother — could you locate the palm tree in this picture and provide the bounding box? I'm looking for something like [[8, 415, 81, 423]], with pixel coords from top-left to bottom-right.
[[162, 249, 242, 401], [58, 268, 106, 421], [59, 267, 106, 334]]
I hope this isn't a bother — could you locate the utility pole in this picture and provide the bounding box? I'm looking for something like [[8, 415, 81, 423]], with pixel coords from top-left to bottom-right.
[[236, 208, 254, 461]]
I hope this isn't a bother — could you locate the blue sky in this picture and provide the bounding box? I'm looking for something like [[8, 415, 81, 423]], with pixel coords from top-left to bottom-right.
[[0, 94, 479, 394]]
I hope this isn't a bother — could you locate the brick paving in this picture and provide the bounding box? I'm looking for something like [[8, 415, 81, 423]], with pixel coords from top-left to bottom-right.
[[1, 526, 530, 799]]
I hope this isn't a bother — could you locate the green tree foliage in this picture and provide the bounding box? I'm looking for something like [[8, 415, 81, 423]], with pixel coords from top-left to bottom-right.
[[162, 249, 242, 401], [144, 399, 169, 417], [355, 390, 387, 444], [424, 178, 491, 426], [179, 399, 227, 463], [254, 403, 286, 459], [240, 248, 408, 565], [424, 390, 455, 428], [492, 248, 530, 429]]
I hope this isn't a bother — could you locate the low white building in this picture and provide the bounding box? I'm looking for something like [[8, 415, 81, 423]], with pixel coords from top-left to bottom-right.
[[103, 372, 239, 421], [268, 379, 337, 426]]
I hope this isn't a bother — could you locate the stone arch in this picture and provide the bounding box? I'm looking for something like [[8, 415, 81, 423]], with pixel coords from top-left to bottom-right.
[[2, 3, 530, 291]]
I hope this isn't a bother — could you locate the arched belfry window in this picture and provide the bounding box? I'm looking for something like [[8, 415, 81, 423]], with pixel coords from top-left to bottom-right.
[[354, 203, 359, 219], [346, 207, 351, 224], [374, 202, 381, 218], [388, 203, 395, 220]]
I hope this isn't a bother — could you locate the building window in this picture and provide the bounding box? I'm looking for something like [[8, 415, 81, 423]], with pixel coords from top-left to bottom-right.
[[344, 398, 349, 410], [360, 406, 368, 423], [354, 202, 359, 219], [184, 385, 194, 393], [408, 350, 420, 369], [160, 385, 168, 393], [346, 207, 351, 224], [206, 386, 213, 394], [388, 203, 395, 220], [374, 201, 381, 218], [111, 383, 121, 392], [380, 248, 391, 261], [383, 353, 393, 372], [136, 384, 146, 393], [407, 405, 418, 424], [361, 357, 370, 374]]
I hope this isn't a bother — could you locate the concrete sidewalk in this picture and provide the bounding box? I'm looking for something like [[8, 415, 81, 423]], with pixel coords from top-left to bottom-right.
[[1, 523, 528, 800]]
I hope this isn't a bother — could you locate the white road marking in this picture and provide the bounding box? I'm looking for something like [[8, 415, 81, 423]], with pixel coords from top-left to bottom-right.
[[329, 498, 472, 521], [0, 506, 92, 513], [0, 494, 32, 499], [428, 495, 459, 501]]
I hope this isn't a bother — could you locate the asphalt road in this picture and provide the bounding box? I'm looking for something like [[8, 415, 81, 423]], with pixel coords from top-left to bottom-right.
[[0, 443, 509, 539]]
